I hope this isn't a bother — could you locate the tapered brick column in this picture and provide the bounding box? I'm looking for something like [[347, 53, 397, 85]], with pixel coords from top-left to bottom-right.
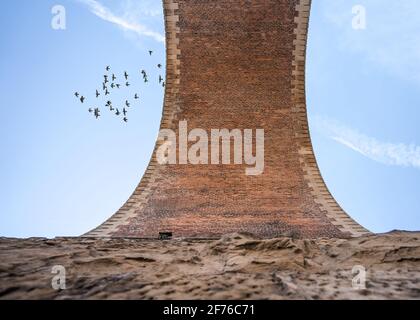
[[85, 0, 369, 239]]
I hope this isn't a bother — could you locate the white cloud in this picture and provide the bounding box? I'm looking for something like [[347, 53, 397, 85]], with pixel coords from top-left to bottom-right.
[[77, 0, 165, 43], [313, 116, 420, 169], [121, 0, 162, 19], [321, 0, 420, 84]]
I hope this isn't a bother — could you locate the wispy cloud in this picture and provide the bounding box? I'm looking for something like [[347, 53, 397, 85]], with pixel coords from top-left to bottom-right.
[[313, 116, 420, 169], [321, 0, 420, 84], [77, 0, 165, 43]]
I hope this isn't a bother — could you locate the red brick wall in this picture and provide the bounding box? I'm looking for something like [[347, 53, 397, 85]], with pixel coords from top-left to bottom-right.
[[86, 0, 369, 239]]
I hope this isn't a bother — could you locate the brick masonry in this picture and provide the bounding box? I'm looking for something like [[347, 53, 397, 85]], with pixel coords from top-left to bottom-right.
[[85, 0, 370, 239]]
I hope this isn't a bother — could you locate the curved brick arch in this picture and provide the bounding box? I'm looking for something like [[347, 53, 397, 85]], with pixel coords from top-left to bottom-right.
[[85, 0, 369, 239]]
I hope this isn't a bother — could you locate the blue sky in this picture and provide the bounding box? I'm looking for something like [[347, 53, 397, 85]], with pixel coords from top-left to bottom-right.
[[0, 0, 419, 238], [307, 0, 420, 233]]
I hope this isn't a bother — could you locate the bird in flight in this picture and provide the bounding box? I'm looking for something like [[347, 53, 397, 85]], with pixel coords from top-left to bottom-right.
[[76, 64, 157, 122], [149, 50, 153, 56], [162, 82, 165, 87], [106, 100, 114, 111], [159, 75, 163, 84]]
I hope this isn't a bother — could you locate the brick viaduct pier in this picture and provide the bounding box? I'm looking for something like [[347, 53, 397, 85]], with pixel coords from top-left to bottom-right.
[[86, 0, 369, 239]]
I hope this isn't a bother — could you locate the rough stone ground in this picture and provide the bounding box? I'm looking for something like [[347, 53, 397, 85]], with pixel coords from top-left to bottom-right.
[[0, 231, 419, 300]]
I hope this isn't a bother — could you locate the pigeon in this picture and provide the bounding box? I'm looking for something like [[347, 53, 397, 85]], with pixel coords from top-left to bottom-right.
[[75, 92, 80, 98], [105, 89, 110, 95], [116, 84, 120, 89], [106, 66, 110, 71], [111, 83, 115, 89], [124, 71, 128, 80], [157, 64, 162, 68], [134, 94, 139, 99], [115, 108, 120, 116], [109, 105, 114, 111], [144, 78, 149, 83], [123, 108, 127, 116], [159, 75, 163, 84], [162, 82, 165, 87], [102, 83, 107, 91], [88, 108, 93, 113], [123, 117, 128, 123], [94, 108, 100, 119], [125, 100, 130, 108], [149, 50, 153, 56], [80, 96, 85, 103], [106, 100, 112, 107], [96, 90, 100, 98], [125, 82, 130, 87], [112, 74, 116, 81]]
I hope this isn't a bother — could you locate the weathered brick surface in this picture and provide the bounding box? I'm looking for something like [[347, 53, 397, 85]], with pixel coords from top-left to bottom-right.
[[86, 0, 369, 239]]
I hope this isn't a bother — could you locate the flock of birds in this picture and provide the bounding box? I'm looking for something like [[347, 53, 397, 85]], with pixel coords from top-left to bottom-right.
[[74, 50, 164, 123]]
